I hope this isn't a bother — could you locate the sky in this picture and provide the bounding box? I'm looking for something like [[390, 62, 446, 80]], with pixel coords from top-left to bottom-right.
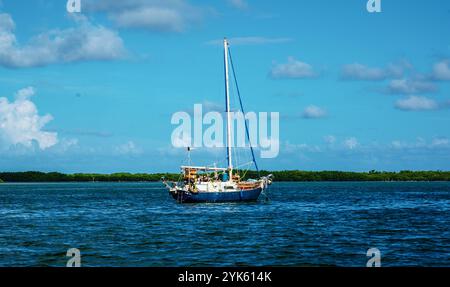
[[0, 0, 450, 173]]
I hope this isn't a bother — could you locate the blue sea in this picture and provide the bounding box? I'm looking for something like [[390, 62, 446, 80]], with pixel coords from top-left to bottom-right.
[[0, 182, 449, 267]]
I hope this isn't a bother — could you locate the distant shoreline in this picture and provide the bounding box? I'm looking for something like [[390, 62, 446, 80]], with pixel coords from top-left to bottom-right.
[[1, 170, 449, 183], [1, 181, 450, 185]]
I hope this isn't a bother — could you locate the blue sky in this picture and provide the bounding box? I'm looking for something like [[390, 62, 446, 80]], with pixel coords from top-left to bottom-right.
[[0, 0, 449, 173]]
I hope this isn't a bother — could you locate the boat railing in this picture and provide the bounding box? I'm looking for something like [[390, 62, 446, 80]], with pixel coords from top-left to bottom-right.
[[181, 166, 227, 172]]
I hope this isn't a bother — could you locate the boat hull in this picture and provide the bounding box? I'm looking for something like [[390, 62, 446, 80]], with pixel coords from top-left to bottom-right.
[[170, 187, 263, 203]]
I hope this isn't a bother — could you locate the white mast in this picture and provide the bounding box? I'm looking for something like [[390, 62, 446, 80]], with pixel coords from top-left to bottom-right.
[[224, 38, 233, 180]]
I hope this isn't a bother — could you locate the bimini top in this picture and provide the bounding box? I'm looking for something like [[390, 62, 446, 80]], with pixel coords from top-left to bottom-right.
[[180, 166, 228, 172]]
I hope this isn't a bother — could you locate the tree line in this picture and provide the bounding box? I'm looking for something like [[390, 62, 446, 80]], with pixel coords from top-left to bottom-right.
[[246, 170, 450, 182], [0, 172, 179, 183], [0, 170, 449, 182]]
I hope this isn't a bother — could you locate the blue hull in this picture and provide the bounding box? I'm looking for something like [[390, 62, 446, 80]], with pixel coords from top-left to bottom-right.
[[170, 188, 263, 203]]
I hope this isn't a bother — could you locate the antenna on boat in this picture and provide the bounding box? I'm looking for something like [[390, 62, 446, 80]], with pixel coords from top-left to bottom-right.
[[224, 38, 233, 181], [187, 146, 191, 167]]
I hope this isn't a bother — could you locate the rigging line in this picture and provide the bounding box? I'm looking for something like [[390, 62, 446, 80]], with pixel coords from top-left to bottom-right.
[[227, 47, 260, 176], [235, 161, 254, 169]]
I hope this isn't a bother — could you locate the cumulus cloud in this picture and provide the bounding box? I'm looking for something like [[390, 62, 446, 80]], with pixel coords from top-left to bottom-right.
[[84, 0, 203, 32], [387, 78, 437, 95], [341, 62, 410, 81], [0, 87, 58, 150], [432, 59, 450, 81], [0, 13, 125, 68], [302, 105, 327, 119], [270, 57, 318, 79], [15, 86, 35, 100], [343, 137, 359, 150], [395, 96, 438, 111], [207, 36, 292, 46], [227, 0, 249, 10]]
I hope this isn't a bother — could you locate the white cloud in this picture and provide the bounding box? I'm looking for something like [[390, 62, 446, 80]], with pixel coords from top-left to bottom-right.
[[207, 36, 292, 46], [391, 140, 404, 149], [432, 59, 450, 81], [0, 12, 14, 30], [202, 101, 223, 113], [343, 137, 359, 150], [391, 138, 425, 149], [284, 141, 321, 153], [0, 13, 125, 68], [387, 79, 436, 95], [227, 0, 248, 10], [391, 137, 449, 149], [51, 138, 79, 153], [84, 0, 203, 32], [183, 101, 223, 116], [341, 63, 387, 81], [302, 105, 327, 119], [270, 57, 317, 79], [15, 86, 35, 100], [323, 135, 336, 144], [341, 62, 409, 81], [0, 87, 58, 150], [115, 141, 143, 155], [0, 13, 15, 50], [395, 96, 438, 111], [431, 137, 450, 147], [112, 7, 185, 31]]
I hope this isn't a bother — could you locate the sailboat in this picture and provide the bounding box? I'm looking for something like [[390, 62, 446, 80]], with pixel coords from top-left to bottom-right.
[[163, 38, 273, 203]]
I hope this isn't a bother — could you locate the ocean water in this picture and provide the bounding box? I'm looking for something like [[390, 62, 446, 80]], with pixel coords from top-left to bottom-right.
[[0, 182, 449, 267]]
